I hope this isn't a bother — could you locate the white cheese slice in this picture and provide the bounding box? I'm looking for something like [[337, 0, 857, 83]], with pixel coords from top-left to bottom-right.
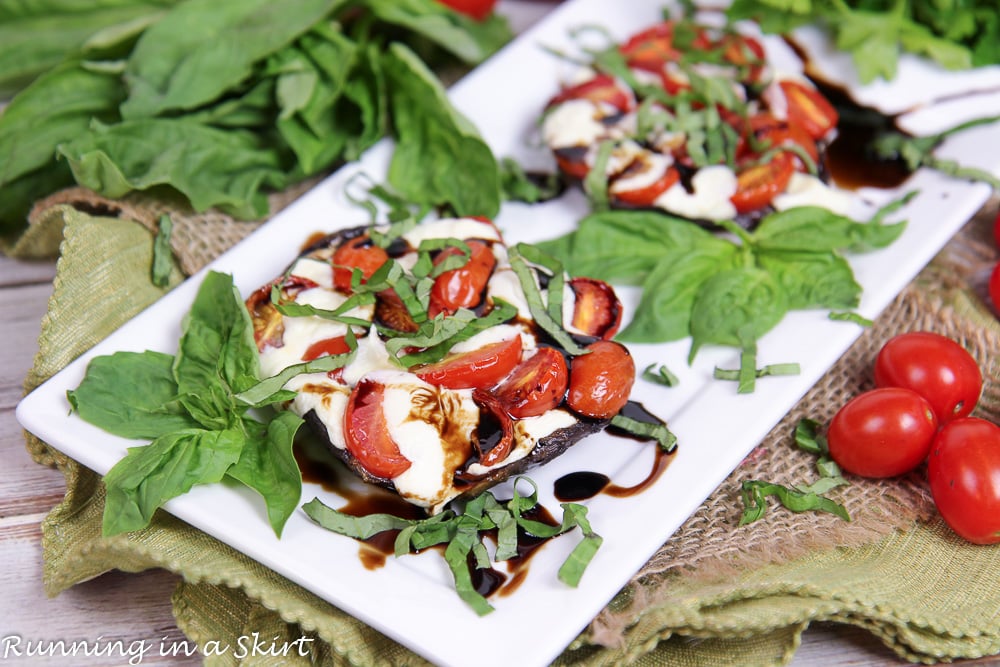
[[402, 217, 501, 248], [655, 165, 738, 221], [288, 257, 333, 289], [772, 173, 853, 215], [543, 99, 614, 149]]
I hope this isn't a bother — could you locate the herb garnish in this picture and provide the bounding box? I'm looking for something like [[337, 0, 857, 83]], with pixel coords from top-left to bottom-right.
[[68, 271, 312, 537], [151, 214, 174, 288], [642, 363, 680, 387], [303, 477, 602, 616]]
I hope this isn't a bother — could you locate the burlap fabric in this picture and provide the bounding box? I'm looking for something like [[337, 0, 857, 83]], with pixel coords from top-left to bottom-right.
[[16, 190, 1000, 666]]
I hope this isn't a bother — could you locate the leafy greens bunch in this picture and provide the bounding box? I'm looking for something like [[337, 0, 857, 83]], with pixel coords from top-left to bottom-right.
[[537, 198, 911, 392], [66, 271, 345, 537], [0, 0, 512, 237], [727, 0, 1000, 83]]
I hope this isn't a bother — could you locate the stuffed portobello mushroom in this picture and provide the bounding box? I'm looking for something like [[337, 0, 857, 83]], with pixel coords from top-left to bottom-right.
[[246, 217, 637, 513]]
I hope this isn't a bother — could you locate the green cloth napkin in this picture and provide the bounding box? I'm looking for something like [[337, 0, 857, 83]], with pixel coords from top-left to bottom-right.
[[22, 207, 1000, 666]]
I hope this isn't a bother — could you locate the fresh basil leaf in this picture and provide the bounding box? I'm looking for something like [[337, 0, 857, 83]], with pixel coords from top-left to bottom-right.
[[641, 363, 679, 387], [68, 350, 200, 439], [794, 418, 827, 456], [121, 0, 343, 118], [756, 249, 861, 310], [794, 475, 849, 496], [174, 271, 260, 429], [103, 427, 245, 536], [609, 414, 678, 452], [226, 411, 303, 536], [828, 311, 873, 327], [58, 118, 287, 219], [688, 267, 788, 362], [499, 158, 564, 204], [619, 243, 738, 343], [382, 42, 501, 218], [556, 502, 602, 587], [508, 245, 589, 355], [751, 206, 904, 253]]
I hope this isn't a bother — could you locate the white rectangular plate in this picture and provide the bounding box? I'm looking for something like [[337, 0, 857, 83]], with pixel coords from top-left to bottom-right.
[[17, 1, 1000, 666]]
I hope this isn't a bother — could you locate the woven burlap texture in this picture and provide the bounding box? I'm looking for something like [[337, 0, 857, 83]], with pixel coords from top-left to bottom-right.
[[19, 200, 1000, 666]]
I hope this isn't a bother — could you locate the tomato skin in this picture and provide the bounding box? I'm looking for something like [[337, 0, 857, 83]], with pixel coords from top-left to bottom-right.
[[344, 380, 412, 479], [619, 22, 680, 72], [302, 335, 352, 361], [332, 236, 389, 292], [874, 331, 983, 423], [429, 240, 496, 316], [549, 73, 634, 112], [730, 152, 795, 214], [494, 347, 569, 419], [827, 387, 938, 478], [435, 0, 496, 20], [988, 261, 1000, 315], [414, 336, 522, 390], [993, 209, 1000, 249], [568, 277, 623, 340], [779, 79, 838, 140], [610, 163, 680, 208], [927, 418, 1000, 545], [566, 341, 635, 419]]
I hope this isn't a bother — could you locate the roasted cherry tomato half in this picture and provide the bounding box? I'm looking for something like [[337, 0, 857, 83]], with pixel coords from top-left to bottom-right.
[[472, 389, 515, 467], [988, 261, 1000, 316], [429, 240, 496, 316], [747, 113, 820, 168], [495, 347, 569, 419], [344, 379, 412, 479], [730, 152, 795, 214], [414, 335, 522, 390], [435, 0, 496, 20], [246, 275, 318, 349], [554, 149, 591, 180], [548, 73, 635, 112], [569, 277, 623, 339], [928, 417, 1000, 544], [826, 387, 938, 478], [567, 341, 635, 419], [332, 236, 389, 292], [619, 21, 709, 72], [302, 334, 352, 361], [610, 159, 680, 208], [873, 331, 983, 423], [779, 79, 838, 141], [718, 33, 767, 83]]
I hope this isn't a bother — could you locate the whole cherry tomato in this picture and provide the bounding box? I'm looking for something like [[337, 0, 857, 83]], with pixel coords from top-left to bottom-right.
[[494, 347, 569, 419], [873, 331, 983, 423], [344, 379, 412, 479], [827, 387, 938, 478], [414, 336, 522, 390], [988, 261, 1000, 315], [332, 236, 389, 292], [566, 341, 635, 419], [927, 417, 1000, 544], [436, 0, 496, 20]]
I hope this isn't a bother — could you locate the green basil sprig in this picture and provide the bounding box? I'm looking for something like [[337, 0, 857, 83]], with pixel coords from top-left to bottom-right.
[[68, 271, 304, 538]]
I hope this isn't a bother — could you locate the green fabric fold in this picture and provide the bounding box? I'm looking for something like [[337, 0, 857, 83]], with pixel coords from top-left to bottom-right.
[[17, 205, 1000, 666]]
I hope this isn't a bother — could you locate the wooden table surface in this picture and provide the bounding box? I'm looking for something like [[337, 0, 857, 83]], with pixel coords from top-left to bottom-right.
[[2, 4, 998, 666]]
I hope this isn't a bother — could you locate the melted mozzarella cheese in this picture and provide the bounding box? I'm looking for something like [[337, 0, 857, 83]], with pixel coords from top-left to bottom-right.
[[655, 165, 738, 221], [402, 217, 501, 249], [609, 150, 675, 194], [448, 323, 533, 355], [487, 267, 532, 320], [293, 380, 350, 449], [772, 173, 853, 215], [543, 99, 615, 149], [289, 258, 334, 288]]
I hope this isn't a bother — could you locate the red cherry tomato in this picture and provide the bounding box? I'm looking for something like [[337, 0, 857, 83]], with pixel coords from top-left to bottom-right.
[[718, 33, 767, 83], [554, 150, 590, 180], [747, 113, 820, 169], [435, 0, 496, 20], [414, 336, 522, 390], [779, 80, 838, 141], [495, 347, 569, 419], [472, 389, 514, 467], [827, 387, 938, 478], [993, 209, 1000, 248], [927, 417, 1000, 544], [566, 341, 636, 419], [302, 335, 352, 361], [619, 22, 680, 72], [429, 240, 496, 316], [549, 73, 634, 112], [730, 152, 795, 214], [344, 380, 411, 479], [332, 236, 389, 292], [568, 277, 623, 339], [988, 261, 1000, 315], [610, 162, 680, 208], [874, 331, 983, 423]]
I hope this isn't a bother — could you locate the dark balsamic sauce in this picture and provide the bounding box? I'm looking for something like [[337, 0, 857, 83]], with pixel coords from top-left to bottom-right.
[[472, 504, 561, 598], [554, 401, 676, 502]]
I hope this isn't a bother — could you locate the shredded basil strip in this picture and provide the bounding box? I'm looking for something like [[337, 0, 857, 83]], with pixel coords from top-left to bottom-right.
[[794, 418, 827, 455], [829, 311, 874, 327], [301, 477, 602, 617], [642, 363, 679, 387], [739, 479, 850, 525], [396, 299, 517, 368], [584, 139, 616, 211], [508, 244, 589, 356], [610, 413, 678, 452], [272, 289, 375, 329], [416, 237, 471, 279], [235, 331, 357, 407], [151, 214, 174, 287], [360, 258, 428, 324], [370, 216, 418, 249], [386, 310, 475, 360]]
